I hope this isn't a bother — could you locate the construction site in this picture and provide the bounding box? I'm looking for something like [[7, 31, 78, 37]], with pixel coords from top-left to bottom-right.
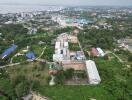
[[53, 33, 101, 85]]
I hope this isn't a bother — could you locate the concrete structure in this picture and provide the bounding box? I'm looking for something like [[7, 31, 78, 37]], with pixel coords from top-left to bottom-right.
[[85, 60, 101, 84], [55, 42, 60, 49], [53, 54, 63, 62], [76, 51, 85, 61], [53, 33, 86, 71], [96, 47, 105, 57], [53, 33, 70, 62], [64, 42, 68, 47], [52, 15, 95, 28], [62, 61, 85, 71]]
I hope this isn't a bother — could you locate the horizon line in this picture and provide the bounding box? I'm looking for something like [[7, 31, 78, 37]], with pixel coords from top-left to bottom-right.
[[0, 3, 132, 7]]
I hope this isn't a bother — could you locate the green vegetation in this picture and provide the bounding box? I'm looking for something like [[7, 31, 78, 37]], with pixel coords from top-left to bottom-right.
[[0, 24, 28, 40], [115, 49, 132, 63], [37, 86, 113, 100], [69, 42, 80, 51], [12, 56, 27, 63], [0, 9, 132, 100], [0, 79, 16, 99], [0, 62, 50, 99], [78, 29, 130, 49], [34, 56, 132, 100]]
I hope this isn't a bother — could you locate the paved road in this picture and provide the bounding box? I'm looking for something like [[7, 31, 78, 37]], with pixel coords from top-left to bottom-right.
[[78, 40, 86, 60]]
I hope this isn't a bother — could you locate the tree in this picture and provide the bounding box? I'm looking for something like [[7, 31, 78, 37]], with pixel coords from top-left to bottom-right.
[[128, 54, 132, 62], [15, 82, 29, 98]]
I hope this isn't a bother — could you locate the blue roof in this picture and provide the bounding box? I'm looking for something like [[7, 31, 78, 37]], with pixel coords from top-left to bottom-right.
[[64, 18, 95, 24], [26, 52, 36, 60], [1, 45, 17, 59]]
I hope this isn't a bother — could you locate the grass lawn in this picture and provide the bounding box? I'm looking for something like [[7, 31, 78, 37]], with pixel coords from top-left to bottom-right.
[[36, 85, 113, 100]]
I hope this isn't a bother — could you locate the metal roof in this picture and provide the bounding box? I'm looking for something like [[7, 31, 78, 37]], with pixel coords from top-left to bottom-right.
[[85, 60, 101, 84], [96, 47, 105, 57], [1, 45, 17, 59], [26, 52, 36, 60]]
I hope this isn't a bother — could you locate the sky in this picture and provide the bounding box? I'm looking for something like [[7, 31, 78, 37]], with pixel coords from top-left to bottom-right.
[[0, 0, 132, 6]]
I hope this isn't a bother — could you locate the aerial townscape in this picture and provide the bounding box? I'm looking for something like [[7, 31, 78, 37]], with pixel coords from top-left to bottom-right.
[[0, 3, 132, 100]]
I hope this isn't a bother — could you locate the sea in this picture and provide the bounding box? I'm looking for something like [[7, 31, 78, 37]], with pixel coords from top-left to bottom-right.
[[0, 4, 64, 14]]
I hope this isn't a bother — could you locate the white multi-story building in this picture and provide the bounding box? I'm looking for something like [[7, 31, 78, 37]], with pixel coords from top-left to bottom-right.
[[53, 34, 70, 62]]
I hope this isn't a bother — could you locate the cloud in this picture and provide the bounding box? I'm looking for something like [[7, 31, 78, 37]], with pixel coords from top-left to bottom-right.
[[0, 0, 132, 6]]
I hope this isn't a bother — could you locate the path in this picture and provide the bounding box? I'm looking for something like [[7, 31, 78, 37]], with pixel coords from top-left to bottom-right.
[[106, 51, 125, 63]]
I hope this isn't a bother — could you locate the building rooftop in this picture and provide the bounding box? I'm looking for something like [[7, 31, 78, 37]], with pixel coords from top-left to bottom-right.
[[55, 42, 60, 49], [26, 52, 36, 60], [85, 60, 101, 84], [1, 44, 17, 59]]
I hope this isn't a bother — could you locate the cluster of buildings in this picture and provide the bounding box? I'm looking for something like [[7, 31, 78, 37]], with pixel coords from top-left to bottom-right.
[[91, 47, 106, 57], [118, 38, 132, 53], [2, 11, 44, 24], [53, 33, 86, 70], [53, 33, 70, 63], [0, 44, 36, 61], [52, 15, 95, 27], [52, 33, 101, 85]]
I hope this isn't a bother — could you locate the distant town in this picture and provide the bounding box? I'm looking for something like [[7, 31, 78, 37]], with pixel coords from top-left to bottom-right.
[[0, 6, 132, 100]]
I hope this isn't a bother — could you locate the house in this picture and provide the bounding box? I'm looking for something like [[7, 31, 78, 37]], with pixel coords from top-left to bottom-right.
[[91, 48, 99, 56], [85, 60, 101, 84], [28, 28, 37, 35], [96, 47, 105, 57], [26, 52, 36, 60]]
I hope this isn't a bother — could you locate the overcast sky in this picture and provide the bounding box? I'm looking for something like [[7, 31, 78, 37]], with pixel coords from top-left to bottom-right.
[[0, 0, 132, 6]]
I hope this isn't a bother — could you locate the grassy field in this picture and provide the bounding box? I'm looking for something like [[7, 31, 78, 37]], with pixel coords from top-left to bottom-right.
[[36, 85, 113, 100], [7, 62, 50, 85]]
